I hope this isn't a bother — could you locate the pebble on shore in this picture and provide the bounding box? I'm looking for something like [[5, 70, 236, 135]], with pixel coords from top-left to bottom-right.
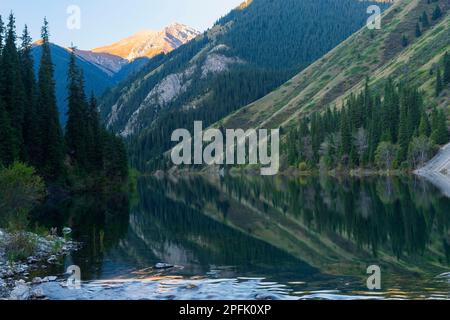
[[0, 228, 79, 300]]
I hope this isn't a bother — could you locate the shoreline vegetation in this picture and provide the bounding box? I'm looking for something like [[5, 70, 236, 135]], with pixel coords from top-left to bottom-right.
[[165, 165, 430, 178], [285, 77, 450, 175], [0, 14, 130, 299]]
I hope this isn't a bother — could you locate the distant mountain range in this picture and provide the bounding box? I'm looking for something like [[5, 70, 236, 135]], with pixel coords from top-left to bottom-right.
[[32, 23, 199, 125]]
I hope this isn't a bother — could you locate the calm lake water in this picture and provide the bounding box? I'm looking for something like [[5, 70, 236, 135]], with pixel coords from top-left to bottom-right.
[[31, 174, 450, 300]]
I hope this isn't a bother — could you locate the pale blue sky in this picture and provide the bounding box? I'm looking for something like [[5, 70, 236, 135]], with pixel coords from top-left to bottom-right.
[[0, 0, 243, 49]]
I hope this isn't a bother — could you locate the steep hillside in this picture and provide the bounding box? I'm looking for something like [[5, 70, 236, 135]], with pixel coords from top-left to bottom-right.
[[219, 0, 450, 133], [99, 0, 388, 170]]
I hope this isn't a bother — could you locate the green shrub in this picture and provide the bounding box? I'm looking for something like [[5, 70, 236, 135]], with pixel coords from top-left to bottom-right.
[[51, 239, 65, 254], [0, 162, 46, 230], [298, 162, 309, 171]]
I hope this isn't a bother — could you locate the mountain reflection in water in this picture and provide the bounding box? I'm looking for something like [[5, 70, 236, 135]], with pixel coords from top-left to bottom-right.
[[31, 174, 450, 300]]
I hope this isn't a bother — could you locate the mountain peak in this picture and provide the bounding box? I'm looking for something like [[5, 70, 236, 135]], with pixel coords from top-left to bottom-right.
[[92, 23, 200, 61], [32, 39, 44, 46]]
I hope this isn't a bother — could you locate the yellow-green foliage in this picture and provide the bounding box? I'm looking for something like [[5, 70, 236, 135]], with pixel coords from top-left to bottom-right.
[[298, 162, 309, 171]]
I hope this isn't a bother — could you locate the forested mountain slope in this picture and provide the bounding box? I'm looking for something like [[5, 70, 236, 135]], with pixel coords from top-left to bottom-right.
[[32, 43, 117, 125], [99, 0, 388, 170], [218, 0, 449, 133]]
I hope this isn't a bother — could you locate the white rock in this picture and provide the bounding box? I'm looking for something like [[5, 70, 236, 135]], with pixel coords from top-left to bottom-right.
[[155, 263, 174, 269], [31, 288, 45, 299], [43, 276, 57, 282], [47, 255, 58, 264], [32, 277, 43, 284], [9, 284, 31, 300]]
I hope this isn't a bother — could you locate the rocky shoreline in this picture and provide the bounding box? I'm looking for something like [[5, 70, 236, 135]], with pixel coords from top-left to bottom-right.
[[415, 143, 450, 198], [0, 229, 79, 300]]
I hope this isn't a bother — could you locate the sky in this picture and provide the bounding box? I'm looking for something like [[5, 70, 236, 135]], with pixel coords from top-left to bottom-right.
[[0, 0, 243, 49]]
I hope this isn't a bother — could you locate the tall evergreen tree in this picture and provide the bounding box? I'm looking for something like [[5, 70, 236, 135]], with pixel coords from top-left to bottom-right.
[[418, 112, 431, 137], [415, 23, 422, 38], [86, 94, 103, 170], [19, 25, 39, 165], [102, 132, 128, 180], [397, 100, 409, 162], [421, 11, 430, 28], [368, 95, 382, 162], [37, 18, 64, 179], [401, 34, 409, 47], [1, 13, 25, 158], [436, 68, 443, 97], [0, 15, 4, 56], [0, 99, 16, 166], [431, 109, 449, 145], [340, 108, 352, 160], [443, 52, 450, 84], [66, 47, 88, 169], [432, 5, 442, 21]]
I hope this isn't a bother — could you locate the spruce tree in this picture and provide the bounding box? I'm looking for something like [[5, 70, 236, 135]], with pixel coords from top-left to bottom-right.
[[0, 99, 16, 166], [431, 109, 449, 145], [405, 87, 422, 138], [397, 101, 409, 162], [37, 18, 64, 179], [401, 35, 409, 47], [368, 95, 381, 162], [103, 133, 128, 180], [20, 25, 39, 165], [66, 47, 88, 170], [340, 108, 352, 159], [421, 11, 430, 28], [1, 13, 25, 158], [0, 15, 4, 55], [363, 78, 373, 128], [432, 5, 442, 21], [415, 23, 422, 38], [381, 80, 399, 142], [444, 52, 450, 84], [418, 112, 431, 137], [436, 68, 443, 97], [86, 94, 103, 170]]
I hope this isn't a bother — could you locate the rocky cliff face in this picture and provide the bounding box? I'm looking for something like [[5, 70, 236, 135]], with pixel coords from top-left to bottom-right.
[[109, 44, 244, 138]]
